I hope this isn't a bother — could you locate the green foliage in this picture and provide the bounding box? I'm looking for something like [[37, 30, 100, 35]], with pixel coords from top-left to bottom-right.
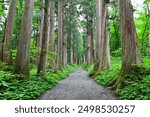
[[0, 62, 13, 71], [134, 4, 150, 56], [111, 48, 122, 57], [0, 3, 5, 16], [116, 75, 150, 100], [47, 51, 57, 63], [81, 63, 90, 70], [92, 57, 150, 100], [116, 58, 150, 100], [109, 1, 121, 52], [11, 49, 17, 60], [0, 65, 78, 100], [87, 64, 94, 75], [94, 57, 121, 85]]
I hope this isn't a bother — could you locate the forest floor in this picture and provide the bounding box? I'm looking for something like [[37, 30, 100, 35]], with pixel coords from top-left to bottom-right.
[[38, 68, 116, 100]]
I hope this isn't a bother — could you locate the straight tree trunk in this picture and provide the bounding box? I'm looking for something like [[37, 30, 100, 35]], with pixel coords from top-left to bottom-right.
[[57, 0, 63, 69], [13, 0, 34, 79], [90, 17, 94, 64], [87, 29, 92, 64], [70, 31, 73, 64], [37, 0, 50, 76], [37, 0, 44, 65], [0, 19, 7, 61], [120, 0, 141, 72], [2, 0, 18, 64], [49, 0, 56, 71], [113, 0, 142, 88], [94, 0, 110, 76], [87, 16, 94, 64], [62, 23, 67, 67]]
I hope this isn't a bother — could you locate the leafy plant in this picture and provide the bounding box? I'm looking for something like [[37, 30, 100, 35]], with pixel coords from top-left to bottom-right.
[[0, 65, 78, 100]]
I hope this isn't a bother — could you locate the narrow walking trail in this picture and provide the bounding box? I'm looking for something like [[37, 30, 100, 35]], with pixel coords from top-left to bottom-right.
[[38, 68, 116, 100]]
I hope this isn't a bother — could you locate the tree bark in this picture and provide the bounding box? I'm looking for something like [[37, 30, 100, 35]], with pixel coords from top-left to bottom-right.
[[49, 0, 56, 72], [94, 0, 110, 76], [62, 23, 67, 68], [70, 31, 73, 64], [87, 16, 94, 64], [112, 0, 142, 89], [0, 19, 7, 61], [90, 17, 94, 64], [37, 0, 50, 76], [13, 0, 34, 79], [119, 0, 141, 72], [2, 0, 18, 64], [57, 0, 63, 69], [37, 0, 44, 65]]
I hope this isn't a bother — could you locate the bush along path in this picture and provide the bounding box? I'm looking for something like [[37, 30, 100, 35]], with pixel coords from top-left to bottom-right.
[[84, 57, 150, 100], [38, 68, 116, 100], [0, 65, 78, 100]]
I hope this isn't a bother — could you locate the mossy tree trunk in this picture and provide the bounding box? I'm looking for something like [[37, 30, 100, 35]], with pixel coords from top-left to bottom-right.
[[49, 0, 56, 72], [57, 0, 63, 69], [62, 23, 67, 68], [2, 0, 18, 64], [37, 0, 44, 66], [114, 0, 142, 88], [13, 0, 34, 79], [37, 0, 50, 76]]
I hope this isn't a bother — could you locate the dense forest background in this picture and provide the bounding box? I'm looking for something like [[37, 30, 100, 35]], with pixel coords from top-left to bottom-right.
[[0, 0, 150, 100]]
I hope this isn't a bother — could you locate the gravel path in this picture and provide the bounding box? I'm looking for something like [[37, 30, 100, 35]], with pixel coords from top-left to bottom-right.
[[38, 68, 116, 100]]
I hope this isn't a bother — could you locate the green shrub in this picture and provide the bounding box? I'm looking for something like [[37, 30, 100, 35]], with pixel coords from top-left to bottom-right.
[[111, 48, 122, 57], [116, 63, 150, 100], [0, 65, 78, 100], [0, 62, 12, 71], [87, 64, 94, 75], [93, 57, 121, 85], [90, 57, 150, 100]]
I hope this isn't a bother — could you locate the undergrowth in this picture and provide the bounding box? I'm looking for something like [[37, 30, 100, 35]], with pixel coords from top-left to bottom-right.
[[116, 57, 150, 100], [0, 65, 78, 100], [85, 57, 150, 100]]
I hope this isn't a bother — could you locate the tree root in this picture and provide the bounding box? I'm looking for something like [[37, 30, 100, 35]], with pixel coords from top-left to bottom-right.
[[108, 71, 125, 90]]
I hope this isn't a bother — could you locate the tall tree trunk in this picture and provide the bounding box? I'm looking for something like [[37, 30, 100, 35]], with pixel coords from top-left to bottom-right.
[[62, 23, 67, 67], [13, 0, 34, 79], [37, 0, 50, 76], [2, 0, 18, 64], [0, 19, 7, 61], [87, 16, 94, 64], [90, 17, 94, 64], [70, 31, 73, 64], [57, 0, 63, 69], [113, 0, 142, 88], [87, 29, 91, 64], [120, 0, 141, 71], [94, 0, 110, 76], [49, 0, 56, 71], [37, 0, 44, 65]]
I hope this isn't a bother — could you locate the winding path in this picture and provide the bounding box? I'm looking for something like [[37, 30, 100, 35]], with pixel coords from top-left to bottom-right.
[[38, 68, 116, 100]]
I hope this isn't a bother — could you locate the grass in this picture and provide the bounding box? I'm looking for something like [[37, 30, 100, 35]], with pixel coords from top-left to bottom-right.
[[86, 57, 150, 100], [0, 65, 78, 100]]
